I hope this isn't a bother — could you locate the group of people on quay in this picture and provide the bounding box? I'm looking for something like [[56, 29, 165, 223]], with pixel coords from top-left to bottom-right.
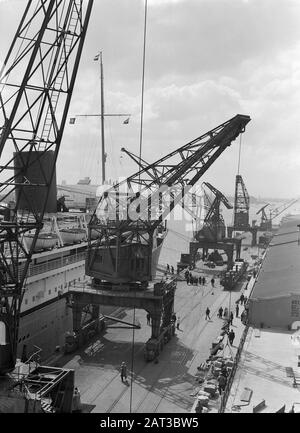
[[184, 269, 217, 288]]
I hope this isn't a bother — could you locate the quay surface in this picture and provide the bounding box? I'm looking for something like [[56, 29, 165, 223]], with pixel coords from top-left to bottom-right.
[[51, 245, 256, 413]]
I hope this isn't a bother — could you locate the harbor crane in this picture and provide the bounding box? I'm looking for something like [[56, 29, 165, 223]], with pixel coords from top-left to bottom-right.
[[233, 174, 250, 230], [196, 182, 233, 243], [269, 199, 299, 221], [189, 182, 240, 268], [257, 204, 271, 231], [86, 114, 251, 287], [73, 114, 251, 360], [227, 175, 258, 246], [0, 0, 94, 374], [257, 199, 299, 232]]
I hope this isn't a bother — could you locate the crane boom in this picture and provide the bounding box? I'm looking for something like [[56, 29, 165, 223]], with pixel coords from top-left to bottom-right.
[[203, 182, 233, 211], [270, 198, 299, 221], [86, 114, 250, 285], [195, 182, 232, 242], [0, 0, 94, 374], [92, 114, 250, 226], [120, 147, 204, 234]]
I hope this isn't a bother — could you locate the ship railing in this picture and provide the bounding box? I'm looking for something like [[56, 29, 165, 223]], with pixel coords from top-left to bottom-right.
[[13, 251, 86, 279]]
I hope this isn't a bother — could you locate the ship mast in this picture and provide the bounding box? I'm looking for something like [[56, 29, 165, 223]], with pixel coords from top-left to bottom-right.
[[71, 52, 131, 185], [99, 51, 106, 183]]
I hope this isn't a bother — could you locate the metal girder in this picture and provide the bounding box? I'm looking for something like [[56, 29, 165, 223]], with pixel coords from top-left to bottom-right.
[[0, 0, 94, 372]]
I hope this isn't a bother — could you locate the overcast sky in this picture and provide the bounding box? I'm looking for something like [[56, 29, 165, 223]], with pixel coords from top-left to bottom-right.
[[1, 0, 300, 199]]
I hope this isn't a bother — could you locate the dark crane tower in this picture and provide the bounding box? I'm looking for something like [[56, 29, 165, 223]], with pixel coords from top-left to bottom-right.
[[233, 174, 250, 230], [197, 182, 233, 242], [86, 114, 251, 287], [257, 204, 271, 230], [0, 0, 94, 374]]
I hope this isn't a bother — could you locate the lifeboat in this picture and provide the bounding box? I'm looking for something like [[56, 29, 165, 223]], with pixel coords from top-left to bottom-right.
[[60, 228, 87, 244], [23, 232, 58, 251]]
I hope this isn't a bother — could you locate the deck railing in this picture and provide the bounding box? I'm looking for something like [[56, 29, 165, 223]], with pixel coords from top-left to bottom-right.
[[15, 251, 86, 279]]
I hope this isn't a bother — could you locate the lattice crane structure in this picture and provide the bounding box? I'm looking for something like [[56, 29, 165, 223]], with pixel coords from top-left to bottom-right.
[[196, 182, 233, 242], [256, 204, 271, 231], [233, 174, 250, 230], [120, 147, 204, 237], [86, 114, 251, 287], [0, 0, 94, 374], [269, 199, 299, 222]]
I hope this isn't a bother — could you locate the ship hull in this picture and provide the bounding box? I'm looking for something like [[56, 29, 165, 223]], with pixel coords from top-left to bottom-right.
[[17, 299, 120, 362]]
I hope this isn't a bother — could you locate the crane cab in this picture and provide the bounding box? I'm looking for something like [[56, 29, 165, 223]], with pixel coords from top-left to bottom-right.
[[86, 243, 152, 284]]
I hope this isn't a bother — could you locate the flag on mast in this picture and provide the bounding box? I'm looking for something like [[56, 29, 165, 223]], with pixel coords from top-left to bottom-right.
[[123, 117, 130, 125], [69, 117, 76, 125], [94, 53, 100, 61]]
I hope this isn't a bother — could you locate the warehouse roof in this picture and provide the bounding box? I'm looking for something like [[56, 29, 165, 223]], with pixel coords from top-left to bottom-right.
[[251, 214, 300, 299]]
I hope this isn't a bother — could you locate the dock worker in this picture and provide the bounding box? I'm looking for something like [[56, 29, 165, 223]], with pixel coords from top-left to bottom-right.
[[146, 313, 151, 325], [167, 264, 170, 273], [177, 317, 180, 330], [228, 329, 235, 346], [171, 266, 174, 274], [211, 278, 215, 288], [240, 293, 245, 304], [235, 303, 239, 318], [218, 306, 223, 318], [203, 277, 206, 285], [241, 309, 249, 324], [229, 311, 234, 325], [72, 387, 81, 412], [205, 307, 211, 320], [120, 362, 127, 382], [218, 373, 227, 395], [223, 307, 228, 318]]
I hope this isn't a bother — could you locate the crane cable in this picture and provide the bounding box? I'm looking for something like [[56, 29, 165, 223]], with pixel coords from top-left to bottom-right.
[[228, 133, 243, 317], [130, 0, 148, 414], [237, 133, 242, 176]]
